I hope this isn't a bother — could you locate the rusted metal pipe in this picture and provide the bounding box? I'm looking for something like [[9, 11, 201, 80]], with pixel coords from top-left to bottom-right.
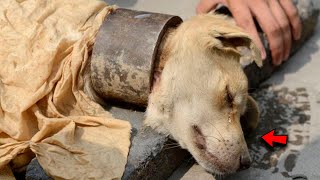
[[91, 8, 182, 106]]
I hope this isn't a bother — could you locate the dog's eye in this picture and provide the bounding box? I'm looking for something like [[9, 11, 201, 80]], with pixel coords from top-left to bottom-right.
[[225, 85, 233, 108]]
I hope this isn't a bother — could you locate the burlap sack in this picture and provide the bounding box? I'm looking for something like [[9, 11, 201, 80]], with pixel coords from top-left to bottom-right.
[[0, 0, 131, 179]]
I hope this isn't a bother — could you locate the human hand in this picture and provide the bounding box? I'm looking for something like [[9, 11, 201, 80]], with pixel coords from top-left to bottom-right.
[[196, 0, 302, 66]]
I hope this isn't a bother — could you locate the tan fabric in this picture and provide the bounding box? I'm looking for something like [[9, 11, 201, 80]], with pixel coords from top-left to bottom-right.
[[0, 0, 131, 179]]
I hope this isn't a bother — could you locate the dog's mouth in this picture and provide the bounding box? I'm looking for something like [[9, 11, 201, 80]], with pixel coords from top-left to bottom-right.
[[192, 125, 240, 174]]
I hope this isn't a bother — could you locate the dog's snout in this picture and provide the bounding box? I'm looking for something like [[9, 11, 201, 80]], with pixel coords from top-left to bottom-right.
[[238, 154, 251, 171]]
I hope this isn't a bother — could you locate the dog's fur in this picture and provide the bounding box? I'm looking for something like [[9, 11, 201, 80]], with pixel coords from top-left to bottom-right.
[[145, 14, 261, 175], [84, 13, 262, 175]]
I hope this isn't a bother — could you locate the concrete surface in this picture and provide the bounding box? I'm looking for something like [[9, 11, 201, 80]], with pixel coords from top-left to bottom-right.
[[208, 19, 320, 180], [169, 1, 320, 180], [104, 1, 319, 179], [105, 0, 199, 20], [24, 0, 319, 179], [102, 0, 320, 180]]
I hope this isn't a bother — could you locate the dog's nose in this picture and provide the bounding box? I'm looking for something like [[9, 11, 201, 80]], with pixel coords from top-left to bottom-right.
[[238, 154, 251, 171]]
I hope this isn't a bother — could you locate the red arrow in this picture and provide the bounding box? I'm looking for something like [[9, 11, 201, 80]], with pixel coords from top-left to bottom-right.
[[261, 129, 288, 147]]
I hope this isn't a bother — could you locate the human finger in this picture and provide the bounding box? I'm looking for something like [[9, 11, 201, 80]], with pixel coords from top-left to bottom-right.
[[279, 0, 302, 40], [249, 0, 285, 65], [196, 0, 226, 14], [226, 0, 267, 59], [269, 0, 292, 61]]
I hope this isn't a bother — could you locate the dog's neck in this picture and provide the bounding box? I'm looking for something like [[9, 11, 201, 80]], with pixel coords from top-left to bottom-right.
[[152, 28, 174, 90]]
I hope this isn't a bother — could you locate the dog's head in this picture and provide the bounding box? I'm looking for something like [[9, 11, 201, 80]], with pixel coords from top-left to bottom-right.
[[145, 14, 261, 175]]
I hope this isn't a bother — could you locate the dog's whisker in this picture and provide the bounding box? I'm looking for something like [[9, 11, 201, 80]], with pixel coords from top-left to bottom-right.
[[206, 121, 225, 142], [163, 144, 181, 147], [191, 169, 220, 179], [163, 145, 181, 150], [164, 144, 181, 148], [186, 157, 195, 164], [165, 142, 179, 144], [205, 138, 222, 146], [217, 174, 223, 180], [202, 135, 222, 142], [165, 143, 180, 147], [165, 140, 179, 144]]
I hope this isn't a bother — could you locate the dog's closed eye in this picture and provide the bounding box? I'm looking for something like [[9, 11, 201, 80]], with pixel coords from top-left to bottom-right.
[[225, 85, 233, 108]]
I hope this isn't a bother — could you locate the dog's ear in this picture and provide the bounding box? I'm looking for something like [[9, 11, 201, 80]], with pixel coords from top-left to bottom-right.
[[208, 20, 263, 67], [240, 95, 260, 136]]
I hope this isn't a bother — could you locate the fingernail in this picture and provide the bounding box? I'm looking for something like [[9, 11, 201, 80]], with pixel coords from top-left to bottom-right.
[[285, 54, 289, 61], [273, 59, 279, 66], [294, 30, 301, 41], [261, 49, 266, 60]]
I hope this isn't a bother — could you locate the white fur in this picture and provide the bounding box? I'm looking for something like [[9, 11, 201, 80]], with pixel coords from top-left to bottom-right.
[[145, 14, 261, 174]]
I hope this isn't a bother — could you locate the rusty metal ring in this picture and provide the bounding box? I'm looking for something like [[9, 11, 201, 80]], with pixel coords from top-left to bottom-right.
[[91, 8, 182, 106]]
